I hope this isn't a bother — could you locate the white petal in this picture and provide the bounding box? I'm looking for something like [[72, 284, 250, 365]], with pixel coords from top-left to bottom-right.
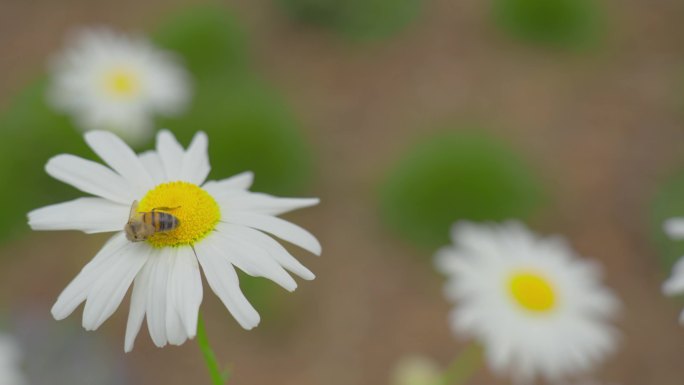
[[84, 131, 154, 196], [180, 131, 210, 185], [156, 130, 184, 181], [164, 248, 188, 346], [139, 151, 167, 185], [82, 243, 150, 330], [195, 240, 260, 329], [224, 193, 319, 216], [221, 223, 315, 280], [211, 229, 298, 291], [224, 212, 321, 256], [51, 233, 129, 320], [28, 198, 128, 234], [125, 259, 153, 352], [46, 154, 134, 204], [202, 171, 254, 195], [665, 218, 684, 240], [146, 249, 170, 347], [174, 247, 203, 337]]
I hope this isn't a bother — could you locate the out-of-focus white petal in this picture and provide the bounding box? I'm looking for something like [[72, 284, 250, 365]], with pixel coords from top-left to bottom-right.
[[82, 242, 150, 330], [665, 218, 684, 240], [224, 212, 321, 256], [46, 154, 134, 204], [663, 258, 684, 295], [195, 240, 260, 329], [156, 130, 184, 181], [51, 233, 129, 320], [179, 131, 210, 185], [28, 197, 128, 234], [84, 131, 154, 195]]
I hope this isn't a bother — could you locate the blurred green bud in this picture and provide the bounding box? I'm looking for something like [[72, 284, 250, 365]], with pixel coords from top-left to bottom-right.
[[493, 0, 603, 48], [380, 130, 544, 249]]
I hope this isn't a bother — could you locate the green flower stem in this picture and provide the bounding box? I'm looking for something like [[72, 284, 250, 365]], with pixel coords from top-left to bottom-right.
[[437, 343, 483, 385], [197, 312, 230, 385]]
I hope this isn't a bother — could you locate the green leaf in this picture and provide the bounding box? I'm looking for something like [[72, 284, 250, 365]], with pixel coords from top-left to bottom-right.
[[379, 129, 545, 249]]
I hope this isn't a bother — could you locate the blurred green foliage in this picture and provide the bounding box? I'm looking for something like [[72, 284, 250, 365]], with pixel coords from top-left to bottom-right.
[[277, 0, 421, 40], [0, 79, 92, 241], [155, 5, 314, 196], [157, 74, 313, 196], [380, 130, 544, 249], [493, 0, 602, 48], [153, 6, 248, 77], [651, 169, 684, 271]]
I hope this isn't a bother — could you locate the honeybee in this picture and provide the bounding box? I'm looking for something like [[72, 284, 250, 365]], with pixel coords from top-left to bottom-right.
[[124, 200, 180, 242]]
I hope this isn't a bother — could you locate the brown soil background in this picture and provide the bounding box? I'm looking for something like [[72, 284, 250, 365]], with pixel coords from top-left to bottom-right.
[[1, 0, 684, 384]]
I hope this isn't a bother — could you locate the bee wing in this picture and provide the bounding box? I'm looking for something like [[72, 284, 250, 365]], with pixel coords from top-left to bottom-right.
[[129, 200, 141, 221]]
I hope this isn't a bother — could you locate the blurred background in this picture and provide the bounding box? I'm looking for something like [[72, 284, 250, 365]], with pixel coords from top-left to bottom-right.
[[1, 0, 684, 384]]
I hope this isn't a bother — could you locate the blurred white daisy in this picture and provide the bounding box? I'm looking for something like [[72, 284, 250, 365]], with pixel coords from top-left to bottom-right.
[[48, 28, 191, 144], [436, 221, 619, 383], [391, 355, 441, 385], [28, 130, 320, 352], [0, 334, 26, 385], [662, 218, 684, 322]]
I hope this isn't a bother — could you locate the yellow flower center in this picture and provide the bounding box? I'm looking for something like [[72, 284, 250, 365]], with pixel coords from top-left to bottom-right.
[[103, 68, 140, 98], [508, 271, 557, 313], [138, 181, 220, 248]]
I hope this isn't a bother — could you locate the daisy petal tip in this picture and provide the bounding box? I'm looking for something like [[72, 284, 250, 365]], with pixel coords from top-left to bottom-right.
[[193, 131, 208, 141], [50, 306, 69, 321], [284, 281, 298, 293]]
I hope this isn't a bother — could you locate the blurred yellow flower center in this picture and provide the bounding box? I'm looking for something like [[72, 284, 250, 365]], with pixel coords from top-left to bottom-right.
[[103, 68, 140, 98], [138, 181, 220, 248], [508, 271, 556, 313]]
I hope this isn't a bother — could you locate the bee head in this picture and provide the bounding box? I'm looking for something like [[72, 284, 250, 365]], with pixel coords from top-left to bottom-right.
[[124, 222, 146, 242]]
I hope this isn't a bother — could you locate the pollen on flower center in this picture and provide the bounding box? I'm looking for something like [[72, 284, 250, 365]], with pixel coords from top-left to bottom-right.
[[138, 181, 220, 248], [508, 271, 557, 313], [103, 68, 140, 98]]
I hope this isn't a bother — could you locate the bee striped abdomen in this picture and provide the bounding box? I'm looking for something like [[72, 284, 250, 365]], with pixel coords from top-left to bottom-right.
[[143, 211, 179, 232]]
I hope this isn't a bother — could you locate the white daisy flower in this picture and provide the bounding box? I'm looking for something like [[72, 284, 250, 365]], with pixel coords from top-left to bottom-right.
[[435, 221, 619, 383], [662, 218, 684, 322], [47, 28, 191, 144], [0, 334, 26, 385], [28, 130, 320, 352]]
